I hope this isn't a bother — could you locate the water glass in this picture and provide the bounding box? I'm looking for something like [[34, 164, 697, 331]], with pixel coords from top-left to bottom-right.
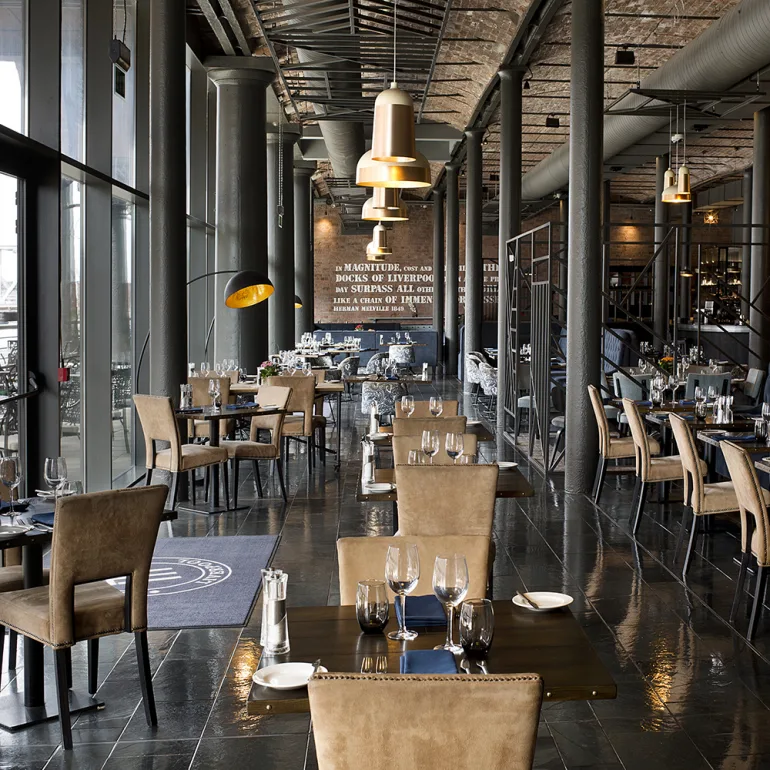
[[445, 432, 464, 464], [421, 429, 440, 464], [44, 457, 68, 500], [638, 358, 647, 373], [385, 543, 420, 641], [432, 553, 469, 653], [754, 418, 768, 443], [401, 395, 415, 418], [694, 386, 705, 404], [208, 379, 221, 410], [459, 599, 495, 659], [708, 385, 718, 402], [201, 362, 210, 376], [429, 396, 443, 417], [0, 456, 21, 517], [762, 402, 770, 422], [407, 450, 421, 466], [356, 580, 390, 634]]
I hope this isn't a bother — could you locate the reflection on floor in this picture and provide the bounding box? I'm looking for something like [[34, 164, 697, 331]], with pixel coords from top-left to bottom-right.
[[2, 377, 770, 769]]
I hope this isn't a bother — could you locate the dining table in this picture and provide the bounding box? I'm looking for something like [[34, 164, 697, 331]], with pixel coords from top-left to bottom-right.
[[174, 404, 286, 513], [368, 421, 496, 447], [246, 601, 617, 715]]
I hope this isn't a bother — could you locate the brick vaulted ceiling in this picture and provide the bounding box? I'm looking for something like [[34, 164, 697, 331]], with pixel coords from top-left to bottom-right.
[[188, 0, 753, 208]]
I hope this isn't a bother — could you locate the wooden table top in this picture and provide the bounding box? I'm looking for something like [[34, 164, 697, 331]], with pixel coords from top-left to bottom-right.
[[696, 430, 766, 450], [230, 381, 345, 396], [175, 405, 283, 420], [646, 411, 754, 429], [370, 422, 495, 447], [246, 602, 616, 715], [357, 465, 534, 503]]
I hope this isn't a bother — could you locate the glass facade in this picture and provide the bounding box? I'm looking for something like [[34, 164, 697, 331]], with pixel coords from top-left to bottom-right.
[[112, 0, 136, 185], [0, 0, 26, 135], [0, 172, 19, 459], [61, 0, 84, 160]]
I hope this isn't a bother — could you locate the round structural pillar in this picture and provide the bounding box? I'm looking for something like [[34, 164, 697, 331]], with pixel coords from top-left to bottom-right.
[[464, 128, 484, 382], [653, 153, 670, 344], [445, 163, 460, 376], [294, 160, 316, 337], [432, 187, 445, 368], [751, 109, 770, 370]]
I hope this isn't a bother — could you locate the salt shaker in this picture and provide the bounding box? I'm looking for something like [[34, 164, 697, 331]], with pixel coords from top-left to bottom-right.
[[261, 569, 290, 655]]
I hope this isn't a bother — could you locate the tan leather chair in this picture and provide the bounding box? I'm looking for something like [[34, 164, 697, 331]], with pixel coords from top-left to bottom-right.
[[622, 398, 705, 536], [267, 375, 326, 471], [391, 416, 467, 437], [221, 385, 292, 505], [337, 535, 490, 605], [309, 672, 543, 770], [392, 433, 478, 466], [721, 440, 770, 639], [394, 399, 459, 418], [134, 394, 229, 509], [588, 384, 654, 505], [0, 486, 167, 749], [394, 465, 498, 537], [188, 376, 233, 439]]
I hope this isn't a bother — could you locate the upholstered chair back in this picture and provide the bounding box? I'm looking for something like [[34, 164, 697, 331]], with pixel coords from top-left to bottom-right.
[[668, 413, 703, 508], [391, 416, 467, 436], [189, 376, 231, 406], [309, 673, 543, 770], [249, 386, 292, 447], [267, 375, 316, 434], [394, 465, 498, 537], [134, 395, 182, 471], [47, 485, 167, 647], [721, 441, 770, 566], [621, 398, 655, 481], [392, 434, 478, 466], [394, 399, 459, 418], [337, 535, 490, 605], [588, 384, 611, 456]]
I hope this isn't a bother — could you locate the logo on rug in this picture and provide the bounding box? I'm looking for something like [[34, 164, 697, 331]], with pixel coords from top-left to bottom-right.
[[109, 556, 233, 596]]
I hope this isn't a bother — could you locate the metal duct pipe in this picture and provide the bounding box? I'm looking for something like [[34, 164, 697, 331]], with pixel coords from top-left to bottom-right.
[[522, 0, 770, 201]]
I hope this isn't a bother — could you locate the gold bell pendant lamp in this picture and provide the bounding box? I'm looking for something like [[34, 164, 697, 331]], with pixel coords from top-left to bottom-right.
[[362, 188, 409, 221], [371, 0, 416, 163], [356, 149, 431, 189], [366, 223, 392, 261]]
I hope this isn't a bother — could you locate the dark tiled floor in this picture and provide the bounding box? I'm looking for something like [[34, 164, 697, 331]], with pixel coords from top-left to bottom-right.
[[2, 377, 770, 768]]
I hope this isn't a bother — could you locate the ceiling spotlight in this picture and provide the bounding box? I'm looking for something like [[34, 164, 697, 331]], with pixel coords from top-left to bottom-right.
[[679, 268, 696, 278], [704, 211, 718, 225], [615, 46, 635, 66], [545, 114, 560, 128]]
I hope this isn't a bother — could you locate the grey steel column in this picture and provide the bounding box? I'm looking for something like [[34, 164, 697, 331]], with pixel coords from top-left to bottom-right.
[[432, 187, 445, 368], [267, 125, 301, 353], [654, 154, 670, 345], [445, 163, 460, 376], [207, 58, 274, 372], [149, 0, 187, 398], [742, 167, 753, 321], [750, 109, 770, 369], [464, 128, 484, 372], [565, 0, 604, 495], [294, 161, 316, 337], [497, 67, 523, 429], [602, 179, 611, 325], [558, 196, 568, 323], [678, 202, 692, 322]]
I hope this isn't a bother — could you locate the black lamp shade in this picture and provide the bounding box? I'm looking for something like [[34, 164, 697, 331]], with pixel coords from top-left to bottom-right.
[[294, 295, 303, 309], [224, 270, 274, 309]]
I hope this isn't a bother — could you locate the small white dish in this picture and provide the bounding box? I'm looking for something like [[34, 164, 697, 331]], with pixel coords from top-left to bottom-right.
[[366, 482, 395, 493], [496, 461, 518, 471], [466, 419, 482, 426], [762, 456, 770, 464], [0, 525, 30, 539], [35, 489, 75, 500], [512, 592, 573, 612], [368, 433, 391, 441], [252, 662, 327, 690]]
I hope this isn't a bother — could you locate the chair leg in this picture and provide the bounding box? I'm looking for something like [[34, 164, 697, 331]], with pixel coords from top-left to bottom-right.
[[320, 426, 326, 465], [682, 511, 700, 577], [253, 460, 263, 498], [54, 648, 73, 750], [632, 483, 648, 535], [232, 459, 239, 509], [204, 467, 210, 502], [748, 566, 767, 641], [169, 473, 180, 511], [145, 468, 153, 486], [8, 629, 16, 668], [135, 631, 158, 727], [0, 625, 4, 670], [592, 458, 608, 505], [87, 638, 99, 695], [221, 462, 230, 509], [65, 647, 73, 689], [731, 551, 751, 624], [275, 459, 287, 502], [189, 470, 196, 505], [307, 435, 313, 473]]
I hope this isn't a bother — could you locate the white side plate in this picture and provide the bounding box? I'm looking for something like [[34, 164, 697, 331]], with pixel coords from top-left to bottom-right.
[[366, 482, 395, 493], [512, 592, 573, 612], [252, 662, 328, 690], [496, 461, 518, 470], [0, 525, 30, 539]]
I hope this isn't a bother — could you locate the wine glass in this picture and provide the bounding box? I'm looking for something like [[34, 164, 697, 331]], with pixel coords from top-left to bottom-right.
[[421, 429, 439, 464], [708, 385, 718, 403], [401, 395, 415, 418], [638, 358, 647, 374], [44, 457, 68, 501], [201, 362, 210, 376], [460, 599, 495, 662], [762, 402, 770, 422], [445, 432, 464, 464], [668, 375, 679, 402], [0, 456, 21, 518], [694, 386, 705, 403], [709, 359, 718, 373], [208, 379, 221, 410], [432, 553, 469, 653], [385, 543, 420, 641], [429, 396, 443, 417]]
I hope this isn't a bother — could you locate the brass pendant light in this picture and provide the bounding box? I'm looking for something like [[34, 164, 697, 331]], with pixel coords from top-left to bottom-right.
[[356, 149, 431, 189], [371, 0, 416, 163], [362, 188, 409, 221], [366, 223, 392, 260], [661, 103, 690, 204]]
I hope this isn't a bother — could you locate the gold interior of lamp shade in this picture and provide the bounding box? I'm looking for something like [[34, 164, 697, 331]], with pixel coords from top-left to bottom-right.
[[371, 84, 417, 163], [356, 149, 431, 189], [224, 271, 275, 309], [294, 295, 303, 309], [362, 188, 409, 221]]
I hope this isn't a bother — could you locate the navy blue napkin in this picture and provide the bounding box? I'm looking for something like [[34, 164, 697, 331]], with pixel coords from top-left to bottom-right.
[[400, 649, 458, 674], [678, 400, 696, 406], [226, 401, 257, 409], [0, 499, 30, 513], [178, 407, 203, 414], [31, 512, 55, 527], [636, 400, 652, 407], [394, 595, 446, 629], [715, 433, 755, 442]]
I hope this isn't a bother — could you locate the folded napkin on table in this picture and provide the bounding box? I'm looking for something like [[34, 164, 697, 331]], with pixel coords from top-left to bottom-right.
[[714, 433, 755, 442], [635, 400, 652, 407], [178, 407, 203, 414], [0, 499, 30, 514], [394, 594, 446, 629], [400, 649, 458, 674], [226, 401, 257, 409], [30, 512, 55, 527], [678, 400, 696, 406]]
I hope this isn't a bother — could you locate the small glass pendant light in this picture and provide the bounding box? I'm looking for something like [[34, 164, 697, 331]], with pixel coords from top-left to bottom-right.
[[366, 223, 392, 258]]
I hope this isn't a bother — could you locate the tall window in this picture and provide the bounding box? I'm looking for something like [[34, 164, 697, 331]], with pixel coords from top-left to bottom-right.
[[0, 1, 26, 135], [60, 177, 83, 482], [61, 0, 85, 161], [112, 0, 136, 185], [111, 197, 134, 481]]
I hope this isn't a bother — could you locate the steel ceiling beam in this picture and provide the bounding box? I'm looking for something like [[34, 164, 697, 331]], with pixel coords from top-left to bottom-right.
[[196, 0, 236, 55]]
